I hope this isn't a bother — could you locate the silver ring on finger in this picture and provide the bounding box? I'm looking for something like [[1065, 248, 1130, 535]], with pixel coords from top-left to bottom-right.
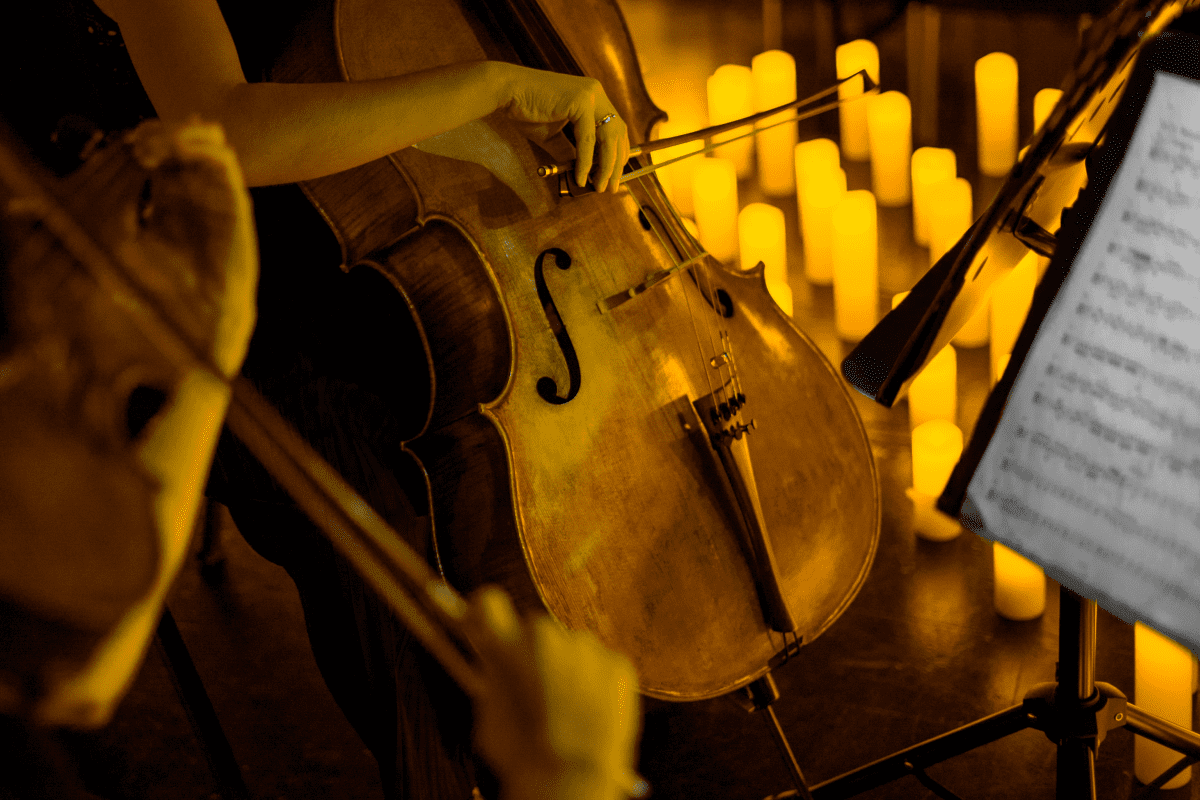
[[596, 113, 618, 127]]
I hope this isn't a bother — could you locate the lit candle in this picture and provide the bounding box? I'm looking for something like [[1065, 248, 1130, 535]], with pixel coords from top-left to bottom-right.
[[867, 91, 912, 207], [910, 419, 963, 541], [911, 147, 956, 247], [692, 157, 740, 264], [1135, 623, 1194, 789], [993, 353, 1011, 388], [1034, 88, 1063, 133], [927, 177, 973, 269], [990, 251, 1037, 383], [975, 52, 1019, 177], [800, 167, 846, 286], [794, 138, 840, 205], [738, 203, 792, 315], [908, 345, 957, 430], [993, 543, 1045, 620], [953, 305, 989, 349], [831, 190, 878, 340], [836, 39, 880, 162], [652, 118, 705, 218], [752, 50, 798, 197], [708, 65, 755, 179]]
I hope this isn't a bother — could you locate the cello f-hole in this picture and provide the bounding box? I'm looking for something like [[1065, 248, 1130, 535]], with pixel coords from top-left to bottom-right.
[[534, 247, 582, 405]]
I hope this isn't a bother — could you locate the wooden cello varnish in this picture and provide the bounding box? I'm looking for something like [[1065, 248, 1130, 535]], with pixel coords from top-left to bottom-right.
[[272, 0, 880, 700]]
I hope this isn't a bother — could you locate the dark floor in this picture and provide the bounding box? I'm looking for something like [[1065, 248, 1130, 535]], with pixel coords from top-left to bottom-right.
[[59, 1, 1200, 799]]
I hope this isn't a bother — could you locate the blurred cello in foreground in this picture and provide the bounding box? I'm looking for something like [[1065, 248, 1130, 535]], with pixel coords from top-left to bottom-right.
[[270, 0, 880, 700]]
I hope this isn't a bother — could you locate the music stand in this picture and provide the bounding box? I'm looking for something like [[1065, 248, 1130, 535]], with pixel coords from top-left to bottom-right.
[[794, 26, 1200, 800]]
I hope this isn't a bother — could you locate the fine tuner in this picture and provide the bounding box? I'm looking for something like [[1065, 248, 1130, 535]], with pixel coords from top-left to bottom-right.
[[538, 68, 879, 191]]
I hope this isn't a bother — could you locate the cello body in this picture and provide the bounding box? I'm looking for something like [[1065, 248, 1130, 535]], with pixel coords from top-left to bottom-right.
[[273, 0, 880, 701]]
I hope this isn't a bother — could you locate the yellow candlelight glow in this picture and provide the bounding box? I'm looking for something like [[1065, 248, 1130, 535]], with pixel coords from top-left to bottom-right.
[[794, 138, 840, 203], [831, 190, 878, 340], [908, 345, 956, 430], [652, 118, 705, 218], [708, 65, 755, 179], [910, 419, 963, 541], [1135, 623, 1194, 788], [975, 52, 1019, 177], [800, 166, 846, 286], [992, 353, 1011, 388], [1034, 88, 1063, 133], [836, 39, 880, 162], [681, 216, 700, 240], [993, 543, 1045, 620], [927, 177, 972, 269], [752, 50, 798, 197], [691, 157, 740, 264], [738, 203, 792, 316], [867, 91, 912, 207], [990, 251, 1037, 383], [911, 147, 956, 247]]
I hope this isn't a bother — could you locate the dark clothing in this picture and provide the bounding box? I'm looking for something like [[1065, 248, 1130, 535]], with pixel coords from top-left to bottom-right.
[[2, 3, 481, 797]]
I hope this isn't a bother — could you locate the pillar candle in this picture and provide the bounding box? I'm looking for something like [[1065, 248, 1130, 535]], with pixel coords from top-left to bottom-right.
[[836, 40, 880, 162], [652, 118, 705, 218], [794, 138, 840, 205], [975, 52, 1019, 177], [738, 203, 792, 315], [927, 177, 973, 269], [992, 353, 1011, 388], [993, 543, 1046, 620], [867, 91, 913, 207], [908, 345, 957, 430], [752, 50, 798, 197], [954, 302, 990, 349], [1034, 88, 1063, 133], [911, 147, 956, 246], [1135, 623, 1194, 789], [831, 190, 878, 340], [990, 251, 1037, 383], [910, 419, 963, 541], [692, 157, 740, 264], [800, 167, 846, 286], [708, 65, 755, 179]]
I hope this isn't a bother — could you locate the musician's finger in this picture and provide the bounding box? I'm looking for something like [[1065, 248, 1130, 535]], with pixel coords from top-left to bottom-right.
[[593, 112, 620, 192], [571, 98, 599, 189]]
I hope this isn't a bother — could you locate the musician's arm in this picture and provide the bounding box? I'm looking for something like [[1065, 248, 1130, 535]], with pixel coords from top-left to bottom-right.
[[94, 0, 628, 191]]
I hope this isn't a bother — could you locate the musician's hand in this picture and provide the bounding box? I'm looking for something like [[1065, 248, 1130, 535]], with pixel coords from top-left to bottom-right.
[[118, 119, 258, 378], [498, 64, 630, 194], [465, 586, 644, 800]]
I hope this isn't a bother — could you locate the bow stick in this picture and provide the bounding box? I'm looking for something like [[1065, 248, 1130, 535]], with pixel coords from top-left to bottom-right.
[[536, 68, 879, 181]]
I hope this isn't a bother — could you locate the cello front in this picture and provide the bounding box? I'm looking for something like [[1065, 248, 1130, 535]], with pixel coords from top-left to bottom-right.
[[272, 0, 880, 700]]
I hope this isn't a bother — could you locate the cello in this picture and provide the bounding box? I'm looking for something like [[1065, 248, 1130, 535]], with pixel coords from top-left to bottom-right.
[[270, 0, 881, 701]]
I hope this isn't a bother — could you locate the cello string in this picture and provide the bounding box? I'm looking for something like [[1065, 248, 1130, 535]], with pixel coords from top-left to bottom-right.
[[629, 167, 732, 408], [624, 165, 720, 405]]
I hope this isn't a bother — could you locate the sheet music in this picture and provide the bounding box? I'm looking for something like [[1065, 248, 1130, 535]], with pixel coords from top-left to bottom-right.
[[968, 71, 1200, 644]]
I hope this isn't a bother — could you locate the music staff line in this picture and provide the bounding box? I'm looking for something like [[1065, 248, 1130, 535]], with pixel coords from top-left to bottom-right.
[[1074, 301, 1198, 363], [1135, 174, 1197, 209], [1108, 241, 1192, 282], [1045, 362, 1200, 445], [997, 456, 1200, 563], [1148, 122, 1200, 180], [1121, 209, 1200, 253], [986, 486, 1200, 609], [1029, 386, 1200, 483], [1063, 333, 1200, 413], [1089, 270, 1199, 321]]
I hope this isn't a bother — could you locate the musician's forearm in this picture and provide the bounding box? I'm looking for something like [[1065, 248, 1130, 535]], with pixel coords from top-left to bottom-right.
[[172, 61, 511, 187]]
